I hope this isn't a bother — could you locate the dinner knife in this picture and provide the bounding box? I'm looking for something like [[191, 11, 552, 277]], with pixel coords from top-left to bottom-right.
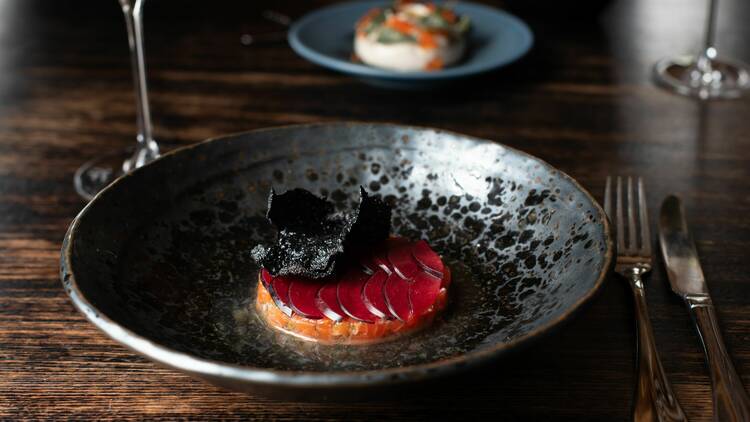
[[658, 195, 750, 422]]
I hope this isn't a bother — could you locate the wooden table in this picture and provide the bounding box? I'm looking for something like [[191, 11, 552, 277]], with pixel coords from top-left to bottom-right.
[[2, 0, 749, 419]]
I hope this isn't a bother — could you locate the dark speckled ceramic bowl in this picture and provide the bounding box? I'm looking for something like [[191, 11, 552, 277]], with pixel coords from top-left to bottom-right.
[[61, 123, 613, 399]]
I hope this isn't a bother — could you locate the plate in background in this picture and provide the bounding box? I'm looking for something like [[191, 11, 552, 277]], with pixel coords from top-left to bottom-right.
[[288, 1, 533, 89]]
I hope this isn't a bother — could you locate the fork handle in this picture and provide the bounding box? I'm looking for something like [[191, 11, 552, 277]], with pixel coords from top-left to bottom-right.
[[686, 295, 750, 422], [627, 271, 688, 422]]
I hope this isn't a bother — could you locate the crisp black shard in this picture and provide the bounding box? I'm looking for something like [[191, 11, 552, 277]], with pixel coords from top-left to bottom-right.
[[347, 187, 391, 248], [265, 188, 334, 232], [252, 187, 392, 279]]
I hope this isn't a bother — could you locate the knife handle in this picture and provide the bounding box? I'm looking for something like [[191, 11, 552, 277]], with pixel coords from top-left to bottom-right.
[[686, 295, 750, 422], [628, 272, 688, 422]]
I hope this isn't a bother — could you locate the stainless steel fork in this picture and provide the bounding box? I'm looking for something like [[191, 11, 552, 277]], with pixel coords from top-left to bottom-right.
[[605, 176, 687, 422]]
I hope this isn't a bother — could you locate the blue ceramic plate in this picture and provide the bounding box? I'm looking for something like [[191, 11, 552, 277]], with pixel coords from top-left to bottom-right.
[[288, 1, 533, 89]]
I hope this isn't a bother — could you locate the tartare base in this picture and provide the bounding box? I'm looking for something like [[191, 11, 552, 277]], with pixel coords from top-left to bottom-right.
[[255, 274, 448, 345]]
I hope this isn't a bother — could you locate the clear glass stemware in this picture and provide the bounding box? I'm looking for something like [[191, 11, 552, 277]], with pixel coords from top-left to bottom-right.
[[654, 0, 750, 99], [74, 0, 159, 200]]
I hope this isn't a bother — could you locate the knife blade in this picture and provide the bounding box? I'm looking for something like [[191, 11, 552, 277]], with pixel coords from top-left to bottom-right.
[[658, 194, 750, 422], [658, 194, 709, 298]]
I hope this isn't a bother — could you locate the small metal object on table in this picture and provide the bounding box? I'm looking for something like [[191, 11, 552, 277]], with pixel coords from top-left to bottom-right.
[[659, 195, 750, 422], [605, 176, 687, 422]]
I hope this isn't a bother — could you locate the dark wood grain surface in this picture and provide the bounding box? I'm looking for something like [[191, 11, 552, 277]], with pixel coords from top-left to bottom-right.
[[2, 0, 750, 419]]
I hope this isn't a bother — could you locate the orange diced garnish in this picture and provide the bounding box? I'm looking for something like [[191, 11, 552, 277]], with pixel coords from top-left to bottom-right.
[[419, 32, 438, 49], [396, 0, 417, 7], [386, 17, 416, 34], [441, 9, 457, 23], [425, 57, 444, 71]]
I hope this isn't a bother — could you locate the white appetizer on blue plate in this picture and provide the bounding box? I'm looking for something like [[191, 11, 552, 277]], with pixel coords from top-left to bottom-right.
[[288, 0, 533, 89]]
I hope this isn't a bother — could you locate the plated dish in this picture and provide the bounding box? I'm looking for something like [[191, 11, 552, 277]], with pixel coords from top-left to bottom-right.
[[288, 1, 533, 89], [252, 187, 451, 344], [354, 1, 470, 71], [61, 123, 612, 399]]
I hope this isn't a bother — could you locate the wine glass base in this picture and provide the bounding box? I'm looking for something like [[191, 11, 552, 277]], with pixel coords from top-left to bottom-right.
[[74, 147, 134, 201], [654, 55, 750, 99]]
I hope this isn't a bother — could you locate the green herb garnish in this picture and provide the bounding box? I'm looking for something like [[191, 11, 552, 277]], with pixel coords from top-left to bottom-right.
[[363, 9, 387, 35], [376, 27, 417, 44], [418, 12, 450, 30]]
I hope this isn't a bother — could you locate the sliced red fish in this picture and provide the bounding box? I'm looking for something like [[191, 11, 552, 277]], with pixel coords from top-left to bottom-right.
[[260, 268, 274, 288], [372, 247, 392, 274], [257, 236, 451, 344], [337, 268, 378, 323], [388, 241, 419, 280], [268, 275, 294, 317], [359, 255, 377, 275], [359, 257, 375, 275], [288, 279, 325, 319], [315, 282, 345, 321], [409, 272, 442, 317], [384, 272, 413, 321], [412, 240, 444, 278], [362, 270, 390, 319]]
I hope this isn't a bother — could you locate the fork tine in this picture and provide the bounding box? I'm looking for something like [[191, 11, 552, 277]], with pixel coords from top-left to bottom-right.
[[615, 176, 626, 254], [627, 177, 637, 253], [638, 177, 651, 255], [604, 176, 612, 217]]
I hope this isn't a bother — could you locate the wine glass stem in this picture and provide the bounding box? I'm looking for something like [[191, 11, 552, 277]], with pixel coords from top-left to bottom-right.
[[698, 0, 719, 73], [121, 0, 159, 172]]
